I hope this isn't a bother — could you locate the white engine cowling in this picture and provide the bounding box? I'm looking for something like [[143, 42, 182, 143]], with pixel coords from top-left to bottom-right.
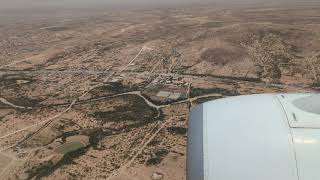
[[188, 93, 320, 180]]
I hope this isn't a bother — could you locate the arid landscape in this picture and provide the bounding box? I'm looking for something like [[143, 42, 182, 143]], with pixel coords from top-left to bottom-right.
[[1, 0, 320, 179]]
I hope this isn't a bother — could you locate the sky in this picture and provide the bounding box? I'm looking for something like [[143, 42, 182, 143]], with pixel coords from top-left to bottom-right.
[[0, 0, 311, 10], [0, 0, 217, 23], [0, 0, 291, 10], [0, 0, 316, 25], [0, 0, 315, 17], [0, 0, 212, 9]]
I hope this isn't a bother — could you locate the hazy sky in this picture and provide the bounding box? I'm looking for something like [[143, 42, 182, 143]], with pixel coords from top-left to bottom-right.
[[0, 0, 216, 22], [0, 0, 211, 9], [0, 0, 315, 24], [0, 0, 315, 13], [0, 0, 311, 9], [0, 0, 292, 10]]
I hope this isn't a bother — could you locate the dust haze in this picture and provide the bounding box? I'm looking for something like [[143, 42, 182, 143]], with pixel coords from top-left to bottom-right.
[[2, 0, 212, 9], [0, 0, 316, 23], [0, 0, 314, 10]]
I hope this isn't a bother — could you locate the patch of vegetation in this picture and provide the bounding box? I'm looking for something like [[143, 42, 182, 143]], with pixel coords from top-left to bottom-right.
[[311, 82, 320, 88], [28, 128, 109, 179], [88, 129, 112, 150], [190, 87, 238, 98], [146, 148, 169, 166], [90, 82, 139, 98], [167, 127, 187, 135], [0, 74, 34, 86], [242, 32, 294, 83], [155, 148, 169, 157], [26, 160, 55, 180], [20, 96, 163, 178], [192, 96, 223, 105], [13, 97, 43, 107], [31, 147, 88, 180], [182, 73, 261, 83], [0, 96, 42, 110], [148, 139, 162, 146], [146, 157, 162, 166], [61, 132, 81, 143], [202, 21, 224, 28], [93, 95, 158, 123]]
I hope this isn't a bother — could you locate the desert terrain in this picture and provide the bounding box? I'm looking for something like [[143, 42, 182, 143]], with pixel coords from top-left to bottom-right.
[[1, 1, 320, 179]]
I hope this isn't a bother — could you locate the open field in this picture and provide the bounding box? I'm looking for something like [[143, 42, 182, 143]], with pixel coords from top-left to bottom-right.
[[0, 1, 320, 179]]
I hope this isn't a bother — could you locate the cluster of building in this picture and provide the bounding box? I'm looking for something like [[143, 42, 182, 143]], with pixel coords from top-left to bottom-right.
[[156, 85, 188, 100], [150, 74, 190, 101]]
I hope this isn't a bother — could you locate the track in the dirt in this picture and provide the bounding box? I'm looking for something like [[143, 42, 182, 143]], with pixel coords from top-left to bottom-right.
[[0, 45, 150, 150]]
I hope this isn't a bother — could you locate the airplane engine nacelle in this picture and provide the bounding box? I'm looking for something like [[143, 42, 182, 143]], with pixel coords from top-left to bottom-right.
[[188, 93, 320, 180]]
